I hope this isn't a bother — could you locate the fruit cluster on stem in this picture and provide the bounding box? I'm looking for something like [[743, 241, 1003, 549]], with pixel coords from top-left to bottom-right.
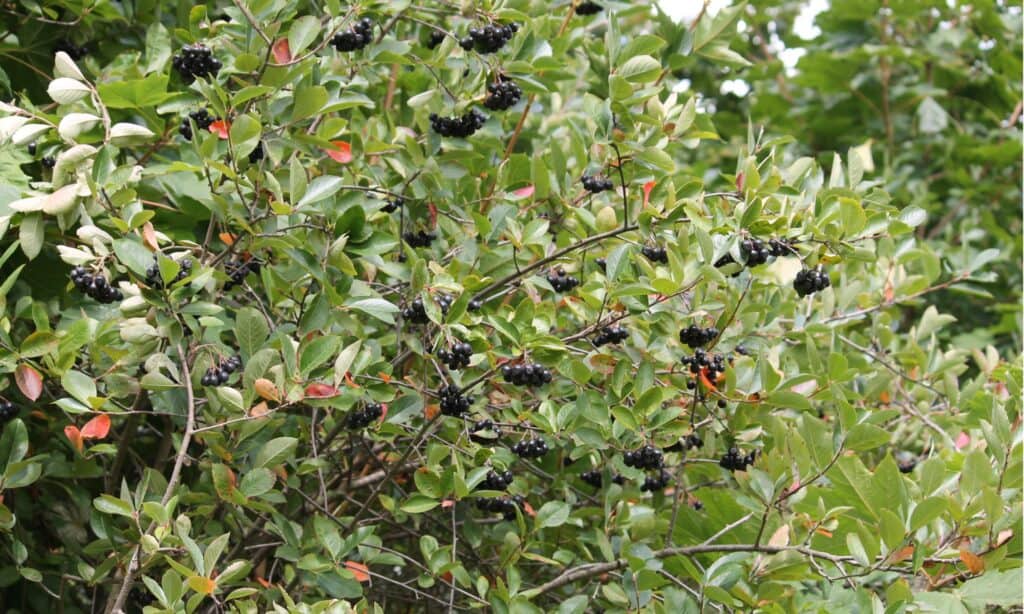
[[346, 401, 383, 430], [171, 44, 221, 83], [200, 355, 242, 387], [546, 267, 580, 292], [179, 109, 215, 141], [593, 325, 628, 347], [581, 174, 614, 193], [332, 18, 374, 52], [429, 110, 487, 138], [437, 342, 473, 370], [501, 362, 552, 387], [511, 438, 548, 459], [70, 267, 123, 304]]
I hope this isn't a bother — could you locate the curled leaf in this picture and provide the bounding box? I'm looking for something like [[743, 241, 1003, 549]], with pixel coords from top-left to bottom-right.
[[325, 141, 352, 164], [80, 413, 111, 439], [304, 383, 339, 398], [272, 38, 292, 64], [254, 378, 280, 402], [209, 120, 230, 139], [64, 425, 84, 452]]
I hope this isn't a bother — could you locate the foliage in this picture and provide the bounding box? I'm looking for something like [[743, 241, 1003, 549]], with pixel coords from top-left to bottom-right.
[[0, 1, 1020, 612]]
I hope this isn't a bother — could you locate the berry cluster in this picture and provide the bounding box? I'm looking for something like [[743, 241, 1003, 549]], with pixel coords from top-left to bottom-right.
[[201, 355, 242, 387], [479, 469, 513, 491], [511, 438, 548, 459], [439, 384, 473, 416], [593, 325, 628, 347], [248, 141, 265, 163], [463, 23, 518, 54], [580, 470, 624, 488], [0, 400, 16, 422], [401, 294, 453, 324], [146, 257, 192, 288], [641, 245, 668, 263], [426, 30, 447, 49], [719, 447, 756, 472], [429, 110, 487, 138], [476, 494, 524, 520], [483, 80, 522, 111], [403, 229, 436, 248], [224, 258, 261, 290], [641, 470, 671, 492], [468, 298, 483, 311], [715, 237, 792, 270], [794, 267, 830, 297], [179, 109, 215, 141], [171, 44, 221, 83], [666, 432, 704, 453], [346, 402, 383, 430], [70, 267, 123, 304], [576, 1, 604, 15], [681, 348, 728, 380], [546, 268, 580, 292], [581, 175, 614, 193], [381, 196, 403, 213], [55, 40, 88, 60], [437, 341, 473, 370], [624, 444, 664, 470], [678, 324, 718, 348], [501, 362, 552, 387], [332, 18, 374, 52]]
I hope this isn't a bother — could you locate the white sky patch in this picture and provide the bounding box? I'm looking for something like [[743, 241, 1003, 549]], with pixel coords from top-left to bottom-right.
[[720, 79, 751, 96]]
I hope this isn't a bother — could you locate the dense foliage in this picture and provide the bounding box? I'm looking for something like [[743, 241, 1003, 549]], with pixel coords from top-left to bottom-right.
[[0, 1, 1020, 612]]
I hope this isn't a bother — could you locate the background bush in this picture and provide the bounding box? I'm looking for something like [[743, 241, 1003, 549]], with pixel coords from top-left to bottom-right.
[[0, 1, 1020, 612]]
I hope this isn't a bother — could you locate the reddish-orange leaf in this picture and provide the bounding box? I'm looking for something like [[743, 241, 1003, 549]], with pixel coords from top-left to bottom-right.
[[15, 364, 42, 401], [377, 372, 391, 383], [889, 545, 914, 562], [219, 232, 236, 246], [304, 383, 340, 398], [884, 281, 895, 303], [254, 378, 280, 402], [736, 171, 745, 192], [698, 368, 718, 392], [249, 401, 270, 417], [642, 180, 655, 208], [441, 499, 455, 509], [255, 575, 271, 589], [325, 141, 353, 164], [272, 38, 291, 64], [512, 185, 535, 198], [955, 431, 970, 450], [427, 202, 438, 227], [378, 403, 388, 423], [959, 548, 984, 574], [814, 528, 833, 538], [879, 390, 891, 404], [81, 413, 111, 439], [440, 570, 453, 583], [344, 561, 370, 582], [209, 120, 230, 139], [142, 221, 159, 251], [344, 372, 360, 388], [64, 425, 83, 453], [424, 404, 440, 420], [522, 501, 536, 517]]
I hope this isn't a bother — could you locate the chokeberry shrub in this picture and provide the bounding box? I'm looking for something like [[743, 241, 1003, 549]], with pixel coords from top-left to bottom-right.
[[0, 1, 1018, 612]]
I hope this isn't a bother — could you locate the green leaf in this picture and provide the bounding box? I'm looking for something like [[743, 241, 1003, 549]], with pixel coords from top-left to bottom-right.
[[292, 85, 328, 122], [229, 114, 262, 159], [19, 331, 58, 358], [845, 424, 890, 451], [288, 16, 321, 55], [61, 370, 97, 405], [297, 175, 344, 208], [113, 238, 153, 278], [239, 468, 275, 498], [300, 335, 341, 377], [909, 496, 947, 531], [617, 55, 662, 83], [94, 494, 134, 517], [19, 214, 43, 260], [254, 437, 298, 469], [97, 74, 170, 108], [235, 308, 269, 360], [401, 495, 439, 513], [348, 298, 399, 324], [535, 501, 570, 528]]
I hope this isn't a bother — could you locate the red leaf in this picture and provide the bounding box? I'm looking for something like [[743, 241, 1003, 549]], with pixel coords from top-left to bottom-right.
[[272, 38, 291, 64], [642, 181, 655, 208], [735, 171, 745, 192], [512, 185, 535, 198], [521, 501, 536, 517], [427, 202, 438, 227], [81, 413, 111, 439], [64, 425, 83, 453], [378, 403, 388, 423], [209, 120, 230, 139], [698, 367, 718, 392], [343, 561, 370, 583], [343, 372, 360, 389], [441, 499, 455, 509], [325, 141, 353, 164], [959, 548, 985, 574], [15, 364, 42, 401], [955, 431, 970, 450], [304, 383, 339, 398], [219, 232, 236, 246], [424, 404, 440, 420]]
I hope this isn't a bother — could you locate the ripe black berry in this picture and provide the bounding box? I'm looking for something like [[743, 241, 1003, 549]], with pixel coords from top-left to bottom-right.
[[172, 44, 221, 83], [0, 400, 17, 422], [437, 341, 473, 370], [200, 355, 242, 387], [641, 245, 668, 264], [678, 324, 718, 348], [429, 110, 487, 138], [145, 256, 192, 288], [439, 384, 473, 416], [224, 258, 261, 290], [500, 362, 552, 387], [459, 36, 474, 50], [593, 325, 628, 347], [467, 298, 483, 311], [426, 30, 447, 49], [897, 458, 917, 474], [641, 470, 670, 492], [594, 257, 606, 272], [470, 419, 502, 444], [179, 108, 215, 141], [41, 156, 56, 169], [466, 23, 518, 54], [479, 469, 513, 491], [511, 437, 548, 459], [346, 401, 383, 429], [27, 143, 36, 156], [681, 349, 727, 382], [70, 266, 123, 304], [55, 40, 88, 60], [403, 229, 436, 248], [794, 266, 830, 297], [332, 18, 374, 52], [381, 196, 404, 213], [624, 444, 663, 470], [719, 447, 756, 472], [483, 79, 522, 111], [581, 175, 614, 193], [575, 1, 603, 15], [546, 267, 580, 293], [475, 494, 524, 520], [248, 141, 265, 163]]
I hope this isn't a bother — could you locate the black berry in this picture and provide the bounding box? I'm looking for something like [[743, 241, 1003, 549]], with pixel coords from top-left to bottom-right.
[[678, 324, 718, 348], [483, 79, 523, 111], [430, 110, 487, 138], [581, 174, 614, 193], [466, 23, 518, 54], [346, 401, 383, 429], [0, 400, 17, 422], [437, 341, 473, 370], [511, 437, 548, 459], [641, 245, 668, 264], [500, 362, 552, 387], [575, 1, 603, 15], [546, 267, 580, 293], [172, 44, 221, 83], [426, 30, 446, 49], [794, 266, 830, 297], [179, 108, 215, 141], [624, 444, 663, 470], [70, 266, 122, 304], [439, 384, 473, 417], [332, 18, 374, 52], [593, 325, 628, 347], [719, 447, 756, 472]]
